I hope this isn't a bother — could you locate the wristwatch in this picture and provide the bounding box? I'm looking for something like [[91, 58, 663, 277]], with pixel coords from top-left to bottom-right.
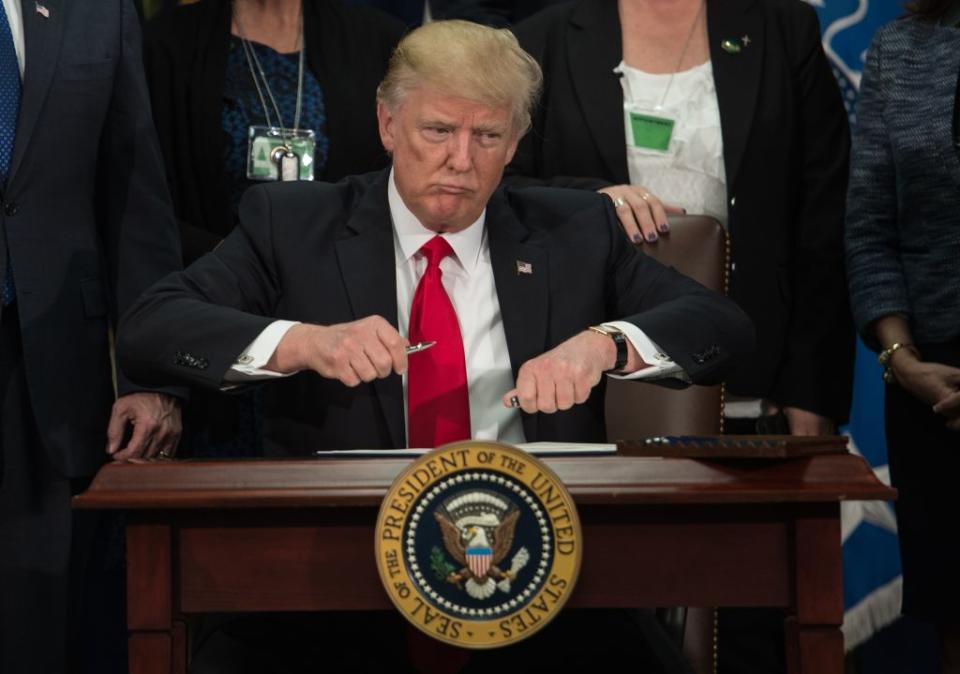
[[588, 325, 628, 373]]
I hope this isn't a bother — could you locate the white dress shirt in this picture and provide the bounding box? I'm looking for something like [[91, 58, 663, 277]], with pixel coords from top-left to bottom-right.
[[227, 169, 683, 444], [2, 0, 25, 77]]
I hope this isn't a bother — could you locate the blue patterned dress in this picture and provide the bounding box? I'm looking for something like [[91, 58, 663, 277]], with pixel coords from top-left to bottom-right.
[[222, 37, 330, 205]]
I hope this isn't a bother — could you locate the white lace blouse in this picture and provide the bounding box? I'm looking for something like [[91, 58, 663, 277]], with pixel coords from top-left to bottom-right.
[[615, 60, 728, 227]]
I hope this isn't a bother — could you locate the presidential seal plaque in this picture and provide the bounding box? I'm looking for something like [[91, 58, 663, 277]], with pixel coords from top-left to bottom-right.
[[375, 441, 582, 649]]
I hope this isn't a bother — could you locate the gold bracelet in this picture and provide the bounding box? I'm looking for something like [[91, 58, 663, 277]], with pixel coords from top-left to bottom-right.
[[878, 342, 915, 383]]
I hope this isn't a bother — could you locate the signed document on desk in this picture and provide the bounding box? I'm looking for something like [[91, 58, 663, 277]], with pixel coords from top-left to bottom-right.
[[313, 442, 617, 458]]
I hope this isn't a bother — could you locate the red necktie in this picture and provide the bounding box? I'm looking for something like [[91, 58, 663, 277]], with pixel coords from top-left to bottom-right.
[[407, 236, 471, 448]]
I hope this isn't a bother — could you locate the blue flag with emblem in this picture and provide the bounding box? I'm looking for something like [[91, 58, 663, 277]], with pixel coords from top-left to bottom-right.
[[803, 0, 904, 651]]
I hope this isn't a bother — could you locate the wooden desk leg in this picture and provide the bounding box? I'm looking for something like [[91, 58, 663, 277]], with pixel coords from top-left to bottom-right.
[[129, 634, 172, 674], [785, 617, 844, 674], [127, 523, 185, 674], [785, 506, 844, 674]]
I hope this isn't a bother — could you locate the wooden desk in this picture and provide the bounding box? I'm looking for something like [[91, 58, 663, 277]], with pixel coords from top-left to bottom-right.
[[74, 453, 894, 674]]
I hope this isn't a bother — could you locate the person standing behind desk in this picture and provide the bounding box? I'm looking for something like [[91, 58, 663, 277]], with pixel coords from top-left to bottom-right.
[[0, 1, 183, 673], [143, 0, 404, 266], [509, 0, 853, 434], [344, 0, 427, 26], [142, 0, 404, 456], [846, 2, 960, 669], [508, 1, 855, 671], [433, 0, 565, 26]]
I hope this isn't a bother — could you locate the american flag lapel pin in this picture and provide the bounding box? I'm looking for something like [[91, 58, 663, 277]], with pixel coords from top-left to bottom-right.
[[516, 260, 533, 275], [35, 2, 50, 18]]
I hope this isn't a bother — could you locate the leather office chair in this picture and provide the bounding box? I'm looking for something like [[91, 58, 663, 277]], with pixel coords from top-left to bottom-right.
[[603, 215, 728, 672], [604, 215, 728, 441]]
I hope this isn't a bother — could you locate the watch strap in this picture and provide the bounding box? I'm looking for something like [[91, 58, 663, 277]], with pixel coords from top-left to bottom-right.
[[589, 325, 628, 372]]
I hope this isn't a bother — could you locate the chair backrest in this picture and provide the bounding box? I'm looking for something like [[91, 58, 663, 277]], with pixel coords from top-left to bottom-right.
[[604, 215, 728, 441]]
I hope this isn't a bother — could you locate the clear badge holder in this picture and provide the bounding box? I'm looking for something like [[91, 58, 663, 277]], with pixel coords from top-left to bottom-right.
[[246, 126, 316, 181]]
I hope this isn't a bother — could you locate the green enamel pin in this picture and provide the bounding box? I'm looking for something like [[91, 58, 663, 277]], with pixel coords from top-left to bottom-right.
[[721, 38, 742, 54]]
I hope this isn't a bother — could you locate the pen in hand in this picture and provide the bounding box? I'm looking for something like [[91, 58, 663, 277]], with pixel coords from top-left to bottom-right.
[[406, 341, 436, 355]]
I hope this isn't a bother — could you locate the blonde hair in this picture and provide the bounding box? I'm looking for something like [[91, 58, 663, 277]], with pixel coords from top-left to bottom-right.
[[377, 20, 543, 137]]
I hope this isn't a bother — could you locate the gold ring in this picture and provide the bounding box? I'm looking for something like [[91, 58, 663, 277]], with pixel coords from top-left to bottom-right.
[[612, 197, 627, 208]]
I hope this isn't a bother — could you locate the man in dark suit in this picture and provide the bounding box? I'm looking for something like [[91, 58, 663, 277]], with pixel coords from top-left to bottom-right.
[[341, 0, 563, 28], [117, 18, 751, 672], [0, 2, 182, 673], [435, 0, 566, 26], [119, 19, 751, 453]]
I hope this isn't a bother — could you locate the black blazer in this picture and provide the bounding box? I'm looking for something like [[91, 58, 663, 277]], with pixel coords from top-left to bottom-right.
[[142, 0, 405, 264], [119, 169, 754, 452], [509, 0, 854, 421], [0, 0, 182, 477]]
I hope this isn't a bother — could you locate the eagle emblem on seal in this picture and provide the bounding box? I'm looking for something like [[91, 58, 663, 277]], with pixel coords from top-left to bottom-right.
[[433, 490, 531, 600]]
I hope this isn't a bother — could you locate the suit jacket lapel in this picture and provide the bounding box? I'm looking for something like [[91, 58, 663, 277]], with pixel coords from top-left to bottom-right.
[[486, 189, 549, 442], [335, 170, 405, 447], [8, 0, 65, 183], [567, 0, 629, 183], [708, 0, 763, 193]]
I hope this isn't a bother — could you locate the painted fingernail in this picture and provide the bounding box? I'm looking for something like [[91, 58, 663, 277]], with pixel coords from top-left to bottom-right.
[[646, 232, 658, 242], [632, 233, 643, 243], [659, 222, 670, 233], [510, 396, 520, 408]]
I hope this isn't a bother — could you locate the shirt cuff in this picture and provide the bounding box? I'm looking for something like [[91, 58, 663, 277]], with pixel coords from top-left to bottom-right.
[[602, 321, 689, 382], [223, 320, 300, 383]]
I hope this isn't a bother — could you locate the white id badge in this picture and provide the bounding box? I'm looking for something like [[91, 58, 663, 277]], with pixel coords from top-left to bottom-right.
[[246, 126, 317, 181]]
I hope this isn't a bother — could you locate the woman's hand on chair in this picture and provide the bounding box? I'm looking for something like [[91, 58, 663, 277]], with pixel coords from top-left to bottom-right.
[[599, 185, 685, 244]]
